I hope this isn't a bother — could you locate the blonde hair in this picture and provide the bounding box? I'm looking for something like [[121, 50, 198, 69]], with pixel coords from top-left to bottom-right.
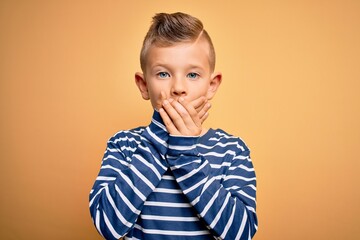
[[140, 12, 216, 72]]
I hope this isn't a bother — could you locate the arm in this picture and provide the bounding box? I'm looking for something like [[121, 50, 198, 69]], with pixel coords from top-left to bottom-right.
[[89, 96, 210, 239], [159, 97, 257, 239], [166, 135, 258, 239], [89, 127, 168, 240]]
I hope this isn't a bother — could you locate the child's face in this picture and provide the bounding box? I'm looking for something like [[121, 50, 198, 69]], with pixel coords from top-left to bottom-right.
[[135, 38, 221, 110]]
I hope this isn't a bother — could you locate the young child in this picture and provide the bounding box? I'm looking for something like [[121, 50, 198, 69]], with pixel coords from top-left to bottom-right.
[[89, 12, 258, 240]]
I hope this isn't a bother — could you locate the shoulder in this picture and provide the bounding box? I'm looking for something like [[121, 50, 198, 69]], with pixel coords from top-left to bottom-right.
[[103, 127, 146, 162], [203, 128, 250, 153], [107, 126, 146, 148]]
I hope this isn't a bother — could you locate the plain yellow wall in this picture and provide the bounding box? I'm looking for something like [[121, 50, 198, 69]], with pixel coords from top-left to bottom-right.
[[1, 0, 359, 239]]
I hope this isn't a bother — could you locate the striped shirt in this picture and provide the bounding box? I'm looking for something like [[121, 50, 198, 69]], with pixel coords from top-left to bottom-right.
[[89, 110, 258, 240]]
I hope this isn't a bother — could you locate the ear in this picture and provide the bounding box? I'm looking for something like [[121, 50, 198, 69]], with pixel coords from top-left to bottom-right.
[[206, 72, 222, 100], [135, 72, 150, 100]]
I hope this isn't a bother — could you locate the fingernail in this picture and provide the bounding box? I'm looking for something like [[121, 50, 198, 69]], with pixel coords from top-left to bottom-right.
[[168, 98, 174, 103], [207, 103, 211, 108], [163, 100, 169, 106], [179, 97, 184, 102]]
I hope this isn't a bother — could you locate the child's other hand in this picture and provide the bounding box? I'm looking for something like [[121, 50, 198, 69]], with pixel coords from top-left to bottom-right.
[[159, 94, 210, 136]]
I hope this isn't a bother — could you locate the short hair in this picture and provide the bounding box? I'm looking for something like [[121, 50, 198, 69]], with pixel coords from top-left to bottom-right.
[[140, 12, 216, 72]]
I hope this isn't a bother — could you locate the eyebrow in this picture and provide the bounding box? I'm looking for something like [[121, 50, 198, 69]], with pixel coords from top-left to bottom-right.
[[150, 63, 205, 71]]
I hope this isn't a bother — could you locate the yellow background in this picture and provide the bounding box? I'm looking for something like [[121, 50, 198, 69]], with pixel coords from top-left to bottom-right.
[[1, 0, 359, 239]]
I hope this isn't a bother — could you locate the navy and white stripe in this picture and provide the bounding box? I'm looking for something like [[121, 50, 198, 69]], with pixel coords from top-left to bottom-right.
[[89, 110, 258, 239]]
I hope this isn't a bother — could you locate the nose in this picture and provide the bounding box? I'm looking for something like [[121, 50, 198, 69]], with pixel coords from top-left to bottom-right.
[[171, 78, 187, 97]]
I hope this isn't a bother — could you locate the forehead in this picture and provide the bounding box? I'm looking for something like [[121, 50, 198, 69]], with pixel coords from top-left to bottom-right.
[[146, 39, 211, 70]]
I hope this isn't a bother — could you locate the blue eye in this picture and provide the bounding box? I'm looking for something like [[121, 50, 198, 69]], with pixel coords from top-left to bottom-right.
[[187, 72, 199, 79], [158, 72, 170, 78]]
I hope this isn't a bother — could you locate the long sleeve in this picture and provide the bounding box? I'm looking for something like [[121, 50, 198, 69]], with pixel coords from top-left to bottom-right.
[[89, 113, 170, 240], [166, 134, 258, 240]]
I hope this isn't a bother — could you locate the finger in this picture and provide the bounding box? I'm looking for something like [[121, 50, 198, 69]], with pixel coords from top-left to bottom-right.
[[176, 98, 203, 136], [198, 103, 211, 123], [159, 107, 180, 135], [200, 111, 209, 123], [195, 101, 206, 113], [156, 91, 167, 110], [162, 99, 188, 133], [177, 97, 202, 128], [169, 99, 202, 135], [190, 96, 207, 112], [161, 91, 166, 102], [198, 102, 211, 122]]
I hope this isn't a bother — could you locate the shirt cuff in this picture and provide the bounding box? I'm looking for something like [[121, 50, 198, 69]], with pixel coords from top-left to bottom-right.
[[167, 135, 200, 157]]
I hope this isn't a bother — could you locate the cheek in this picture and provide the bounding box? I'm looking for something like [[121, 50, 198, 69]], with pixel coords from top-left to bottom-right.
[[151, 86, 172, 99], [195, 83, 209, 95], [188, 88, 208, 102], [147, 86, 169, 109], [148, 80, 170, 93]]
